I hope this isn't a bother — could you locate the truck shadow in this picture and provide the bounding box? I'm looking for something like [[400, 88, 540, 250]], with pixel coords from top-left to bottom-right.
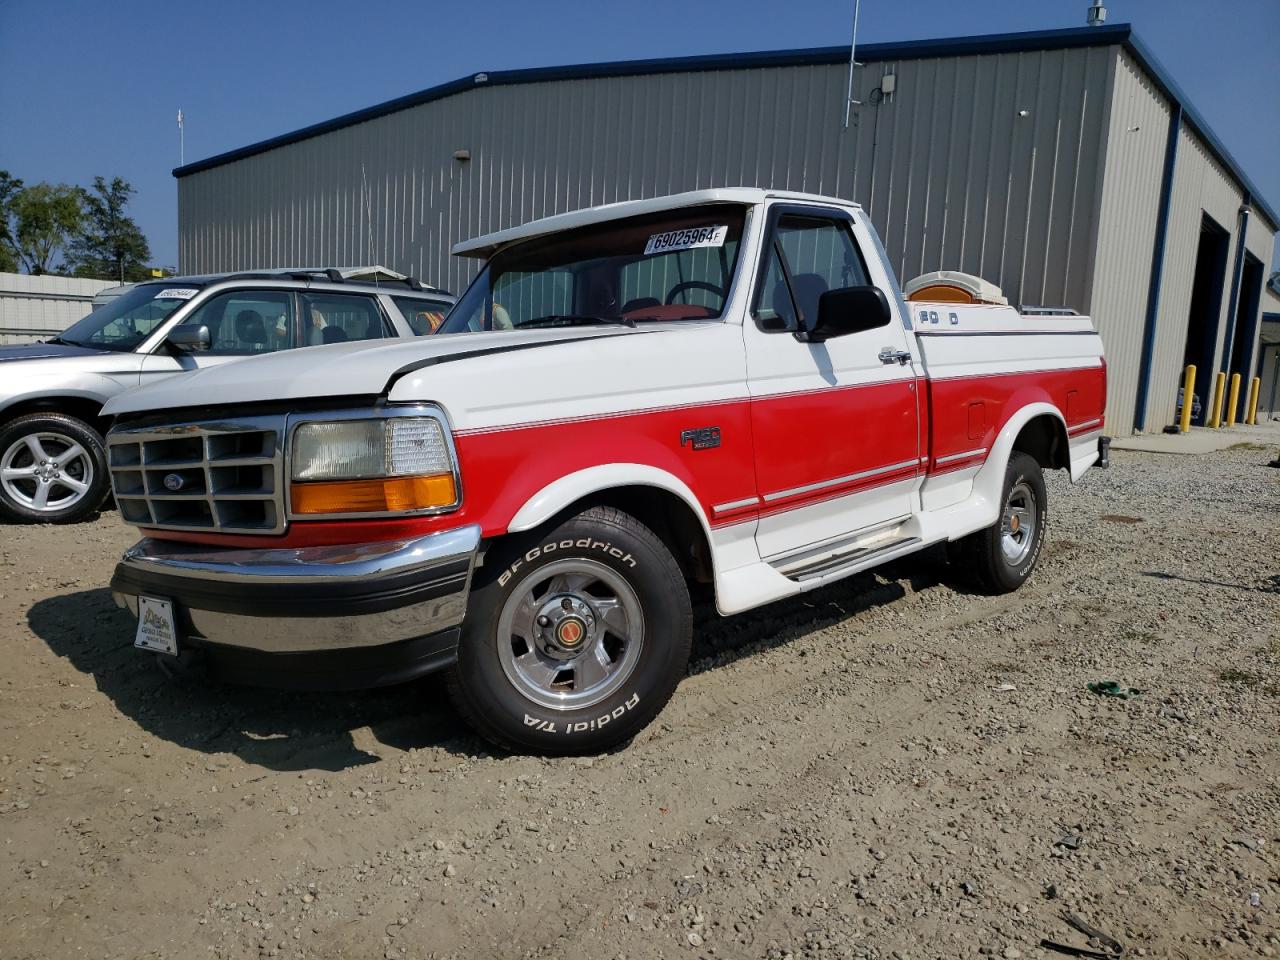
[[28, 548, 956, 772], [27, 588, 479, 773], [688, 545, 952, 669]]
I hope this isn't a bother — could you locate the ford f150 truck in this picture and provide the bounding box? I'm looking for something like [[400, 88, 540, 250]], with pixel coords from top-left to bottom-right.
[[104, 189, 1107, 754]]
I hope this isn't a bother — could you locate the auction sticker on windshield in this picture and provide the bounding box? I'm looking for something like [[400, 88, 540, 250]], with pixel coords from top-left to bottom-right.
[[134, 596, 179, 656], [644, 225, 728, 255], [155, 288, 199, 300]]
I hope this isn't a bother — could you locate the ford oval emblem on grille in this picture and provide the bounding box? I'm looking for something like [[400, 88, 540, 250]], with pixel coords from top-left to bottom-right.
[[163, 473, 185, 492]]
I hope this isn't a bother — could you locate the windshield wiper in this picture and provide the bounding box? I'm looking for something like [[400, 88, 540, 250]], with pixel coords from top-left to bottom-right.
[[517, 313, 635, 329], [43, 335, 81, 347]]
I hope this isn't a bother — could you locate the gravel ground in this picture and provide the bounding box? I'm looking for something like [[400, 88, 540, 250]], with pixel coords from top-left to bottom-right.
[[0, 444, 1277, 960]]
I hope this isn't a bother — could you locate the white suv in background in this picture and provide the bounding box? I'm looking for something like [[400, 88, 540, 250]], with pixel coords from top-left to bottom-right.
[[0, 268, 453, 524]]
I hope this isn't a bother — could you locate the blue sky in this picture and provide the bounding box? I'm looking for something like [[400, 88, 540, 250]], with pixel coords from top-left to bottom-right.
[[1, 0, 1277, 270]]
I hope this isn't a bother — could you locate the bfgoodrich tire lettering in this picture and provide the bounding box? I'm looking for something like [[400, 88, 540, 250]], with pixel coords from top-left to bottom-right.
[[447, 505, 692, 755], [0, 413, 110, 524], [949, 451, 1047, 595]]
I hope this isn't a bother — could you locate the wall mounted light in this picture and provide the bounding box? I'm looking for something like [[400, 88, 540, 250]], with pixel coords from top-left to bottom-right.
[[453, 149, 471, 162]]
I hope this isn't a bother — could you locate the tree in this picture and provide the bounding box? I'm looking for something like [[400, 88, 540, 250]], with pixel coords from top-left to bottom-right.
[[64, 176, 151, 282], [9, 182, 84, 275], [0, 170, 23, 273]]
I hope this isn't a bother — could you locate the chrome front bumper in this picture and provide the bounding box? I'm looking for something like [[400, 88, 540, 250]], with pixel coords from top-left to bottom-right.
[[111, 525, 481, 655]]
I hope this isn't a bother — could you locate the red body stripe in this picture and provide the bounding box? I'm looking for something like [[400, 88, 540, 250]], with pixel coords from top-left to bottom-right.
[[926, 365, 1105, 472], [140, 364, 1105, 549]]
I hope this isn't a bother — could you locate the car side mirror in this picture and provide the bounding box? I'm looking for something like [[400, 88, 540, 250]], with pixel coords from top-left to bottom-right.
[[167, 324, 211, 352], [798, 286, 892, 343]]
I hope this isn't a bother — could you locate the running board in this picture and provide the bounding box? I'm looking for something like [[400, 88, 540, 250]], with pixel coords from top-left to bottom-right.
[[777, 535, 922, 583]]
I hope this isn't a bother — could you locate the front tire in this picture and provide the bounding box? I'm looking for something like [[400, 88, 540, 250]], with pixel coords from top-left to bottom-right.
[[948, 451, 1047, 594], [0, 413, 110, 524], [447, 505, 692, 755]]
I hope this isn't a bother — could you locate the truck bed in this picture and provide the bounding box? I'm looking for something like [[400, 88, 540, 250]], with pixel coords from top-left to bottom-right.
[[911, 301, 1106, 483]]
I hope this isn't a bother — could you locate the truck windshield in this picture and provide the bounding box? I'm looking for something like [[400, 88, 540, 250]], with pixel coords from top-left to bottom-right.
[[54, 284, 201, 352], [441, 204, 748, 333]]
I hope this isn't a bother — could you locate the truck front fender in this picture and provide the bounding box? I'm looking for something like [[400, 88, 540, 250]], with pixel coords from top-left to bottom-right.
[[507, 463, 714, 540]]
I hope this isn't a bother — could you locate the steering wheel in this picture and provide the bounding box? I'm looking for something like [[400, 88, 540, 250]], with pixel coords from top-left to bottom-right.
[[665, 280, 725, 305]]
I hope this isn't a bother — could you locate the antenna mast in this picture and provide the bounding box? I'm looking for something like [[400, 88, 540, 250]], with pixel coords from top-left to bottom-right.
[[843, 0, 863, 129]]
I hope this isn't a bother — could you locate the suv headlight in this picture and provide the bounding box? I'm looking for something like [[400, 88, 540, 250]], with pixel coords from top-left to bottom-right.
[[289, 411, 459, 516]]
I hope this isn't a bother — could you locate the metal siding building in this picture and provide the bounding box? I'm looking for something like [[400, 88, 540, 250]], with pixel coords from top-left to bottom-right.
[[174, 24, 1277, 434]]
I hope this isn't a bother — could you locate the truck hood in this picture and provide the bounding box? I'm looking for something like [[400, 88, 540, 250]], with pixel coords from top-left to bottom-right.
[[102, 327, 641, 417], [0, 341, 109, 363]]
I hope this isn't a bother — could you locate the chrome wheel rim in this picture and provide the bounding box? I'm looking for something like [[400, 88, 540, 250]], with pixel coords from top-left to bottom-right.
[[1000, 481, 1037, 565], [496, 558, 644, 711], [1, 432, 94, 513]]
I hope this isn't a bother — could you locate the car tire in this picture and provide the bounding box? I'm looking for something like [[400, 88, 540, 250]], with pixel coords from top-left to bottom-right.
[[0, 413, 111, 524], [948, 452, 1047, 595], [446, 505, 692, 755]]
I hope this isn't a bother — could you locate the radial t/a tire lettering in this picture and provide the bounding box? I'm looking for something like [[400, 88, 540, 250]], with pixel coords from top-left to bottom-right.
[[446, 505, 692, 755]]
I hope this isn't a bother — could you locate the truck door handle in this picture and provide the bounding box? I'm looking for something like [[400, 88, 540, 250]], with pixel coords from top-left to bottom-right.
[[878, 348, 912, 365]]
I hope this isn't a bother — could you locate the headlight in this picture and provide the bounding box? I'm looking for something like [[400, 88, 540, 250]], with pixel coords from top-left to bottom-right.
[[289, 414, 459, 516]]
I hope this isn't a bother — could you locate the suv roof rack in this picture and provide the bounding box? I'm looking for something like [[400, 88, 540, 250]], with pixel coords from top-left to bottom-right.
[[178, 267, 451, 297]]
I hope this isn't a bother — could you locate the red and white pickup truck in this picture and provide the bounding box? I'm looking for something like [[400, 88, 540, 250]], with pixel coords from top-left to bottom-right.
[[105, 188, 1107, 753]]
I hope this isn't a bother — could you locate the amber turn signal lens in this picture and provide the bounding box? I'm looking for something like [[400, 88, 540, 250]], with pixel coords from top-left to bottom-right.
[[291, 474, 457, 515]]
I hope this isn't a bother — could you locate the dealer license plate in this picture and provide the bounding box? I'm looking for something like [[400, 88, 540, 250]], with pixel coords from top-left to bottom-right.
[[134, 596, 179, 656]]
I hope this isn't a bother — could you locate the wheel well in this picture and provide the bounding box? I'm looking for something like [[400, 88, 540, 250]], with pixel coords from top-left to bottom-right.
[[1012, 414, 1069, 470], [2, 397, 110, 438], [534, 485, 715, 589]]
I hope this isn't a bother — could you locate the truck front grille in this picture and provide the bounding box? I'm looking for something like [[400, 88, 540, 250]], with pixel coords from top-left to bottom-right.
[[108, 415, 287, 534]]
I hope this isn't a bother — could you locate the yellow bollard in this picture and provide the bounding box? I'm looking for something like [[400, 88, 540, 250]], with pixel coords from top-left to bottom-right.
[[1208, 372, 1227, 428], [1225, 373, 1242, 427], [1245, 376, 1260, 425], [1180, 364, 1196, 433]]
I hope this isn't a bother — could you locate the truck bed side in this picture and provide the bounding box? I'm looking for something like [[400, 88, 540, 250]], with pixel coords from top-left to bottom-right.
[[912, 303, 1106, 481]]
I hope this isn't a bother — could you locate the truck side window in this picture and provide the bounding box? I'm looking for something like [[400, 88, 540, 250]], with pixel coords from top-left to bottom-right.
[[753, 213, 871, 332], [755, 247, 798, 332]]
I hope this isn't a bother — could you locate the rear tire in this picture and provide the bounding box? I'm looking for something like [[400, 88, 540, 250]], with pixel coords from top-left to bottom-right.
[[447, 505, 692, 755], [948, 451, 1047, 594], [0, 413, 110, 524]]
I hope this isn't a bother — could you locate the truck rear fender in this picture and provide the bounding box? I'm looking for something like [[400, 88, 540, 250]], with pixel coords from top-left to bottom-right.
[[926, 401, 1068, 542]]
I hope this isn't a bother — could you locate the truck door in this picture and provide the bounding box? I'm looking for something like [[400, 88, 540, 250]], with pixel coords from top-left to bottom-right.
[[744, 204, 920, 561]]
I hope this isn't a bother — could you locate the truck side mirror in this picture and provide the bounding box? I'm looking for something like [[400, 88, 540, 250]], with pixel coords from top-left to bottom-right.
[[167, 324, 211, 352], [799, 286, 892, 343]]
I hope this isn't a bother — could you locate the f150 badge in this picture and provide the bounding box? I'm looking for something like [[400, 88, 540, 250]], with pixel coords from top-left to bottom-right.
[[680, 426, 721, 450]]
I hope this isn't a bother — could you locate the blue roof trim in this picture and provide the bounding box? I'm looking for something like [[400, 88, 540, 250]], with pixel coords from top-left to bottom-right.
[[1120, 32, 1277, 228], [171, 22, 1277, 227], [173, 24, 1131, 179]]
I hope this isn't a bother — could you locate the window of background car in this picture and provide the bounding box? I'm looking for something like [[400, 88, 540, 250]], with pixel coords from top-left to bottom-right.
[[440, 204, 748, 334], [57, 284, 195, 351], [391, 296, 453, 336], [300, 293, 388, 346], [186, 291, 295, 354]]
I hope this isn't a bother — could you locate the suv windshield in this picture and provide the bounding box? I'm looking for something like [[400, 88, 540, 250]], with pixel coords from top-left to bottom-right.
[[441, 204, 748, 334], [54, 284, 201, 352]]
